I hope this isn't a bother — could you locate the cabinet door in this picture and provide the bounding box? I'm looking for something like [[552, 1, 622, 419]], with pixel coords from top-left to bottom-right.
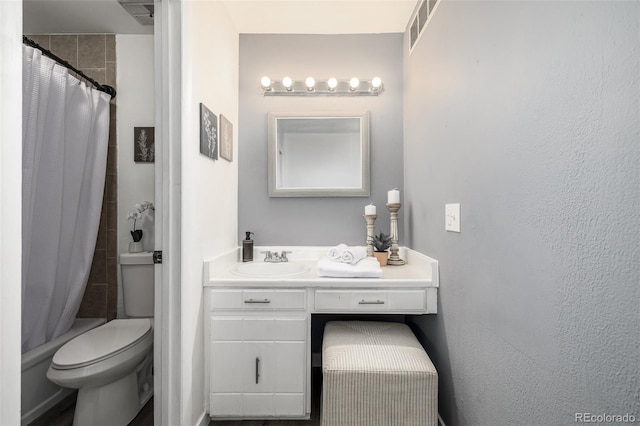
[[242, 342, 273, 393], [242, 341, 305, 417], [210, 341, 244, 393], [271, 341, 305, 393], [209, 316, 307, 418]]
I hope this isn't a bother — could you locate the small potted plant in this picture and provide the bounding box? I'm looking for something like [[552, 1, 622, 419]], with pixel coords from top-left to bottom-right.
[[372, 231, 392, 266], [127, 201, 154, 253]]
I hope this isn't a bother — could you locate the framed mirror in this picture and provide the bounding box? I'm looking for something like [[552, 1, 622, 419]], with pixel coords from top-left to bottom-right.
[[268, 111, 370, 197]]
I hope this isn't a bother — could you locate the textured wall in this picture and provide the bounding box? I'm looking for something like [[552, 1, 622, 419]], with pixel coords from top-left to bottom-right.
[[26, 34, 118, 321], [403, 1, 640, 425], [238, 34, 404, 246]]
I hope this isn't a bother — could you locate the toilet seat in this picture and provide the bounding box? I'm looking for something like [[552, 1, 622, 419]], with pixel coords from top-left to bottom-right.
[[52, 319, 152, 370]]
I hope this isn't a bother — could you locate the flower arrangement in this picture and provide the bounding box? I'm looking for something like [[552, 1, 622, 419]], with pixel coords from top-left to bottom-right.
[[128, 201, 155, 242]]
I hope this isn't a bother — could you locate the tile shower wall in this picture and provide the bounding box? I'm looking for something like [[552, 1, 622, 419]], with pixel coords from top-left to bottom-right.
[[26, 34, 118, 320]]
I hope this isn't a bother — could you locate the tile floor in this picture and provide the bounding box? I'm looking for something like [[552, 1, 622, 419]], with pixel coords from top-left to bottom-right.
[[28, 393, 153, 426], [29, 369, 321, 426]]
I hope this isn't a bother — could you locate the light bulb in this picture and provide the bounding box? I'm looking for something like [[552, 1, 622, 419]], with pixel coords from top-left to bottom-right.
[[305, 76, 315, 90], [371, 77, 382, 89], [260, 76, 271, 88], [349, 77, 360, 90], [327, 77, 338, 90], [282, 76, 293, 90]]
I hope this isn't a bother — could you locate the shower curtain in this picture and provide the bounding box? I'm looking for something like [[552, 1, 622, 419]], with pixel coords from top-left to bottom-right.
[[22, 46, 112, 353]]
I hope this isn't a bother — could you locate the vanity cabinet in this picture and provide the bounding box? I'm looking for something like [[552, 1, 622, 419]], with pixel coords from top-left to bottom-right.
[[206, 286, 433, 420], [208, 289, 309, 419], [205, 250, 439, 420]]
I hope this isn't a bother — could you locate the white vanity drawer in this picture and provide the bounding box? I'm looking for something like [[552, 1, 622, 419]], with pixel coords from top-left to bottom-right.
[[314, 290, 426, 313], [210, 289, 306, 310], [211, 317, 307, 341]]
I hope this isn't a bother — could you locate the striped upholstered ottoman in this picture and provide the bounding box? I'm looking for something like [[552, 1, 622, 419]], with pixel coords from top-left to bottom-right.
[[321, 321, 438, 426]]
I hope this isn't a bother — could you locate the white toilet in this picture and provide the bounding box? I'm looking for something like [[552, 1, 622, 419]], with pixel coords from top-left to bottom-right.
[[47, 252, 154, 426]]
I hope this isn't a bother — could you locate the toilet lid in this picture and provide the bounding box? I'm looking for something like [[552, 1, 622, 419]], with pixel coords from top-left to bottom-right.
[[52, 319, 152, 369]]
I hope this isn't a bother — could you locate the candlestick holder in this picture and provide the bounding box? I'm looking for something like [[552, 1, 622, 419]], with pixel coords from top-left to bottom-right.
[[385, 203, 405, 265], [363, 214, 377, 257]]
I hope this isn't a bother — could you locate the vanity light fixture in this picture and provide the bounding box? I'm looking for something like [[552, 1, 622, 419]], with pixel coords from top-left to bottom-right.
[[282, 76, 293, 91], [305, 76, 316, 91], [260, 76, 272, 91], [259, 76, 384, 96]]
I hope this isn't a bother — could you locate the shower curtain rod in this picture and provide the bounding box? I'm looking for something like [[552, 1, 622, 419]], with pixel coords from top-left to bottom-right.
[[23, 36, 117, 98]]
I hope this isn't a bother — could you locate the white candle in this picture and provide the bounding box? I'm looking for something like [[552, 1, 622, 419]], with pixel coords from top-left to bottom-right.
[[365, 204, 376, 215], [387, 188, 400, 204]]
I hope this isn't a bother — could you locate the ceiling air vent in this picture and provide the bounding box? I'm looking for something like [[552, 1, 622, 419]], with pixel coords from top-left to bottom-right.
[[409, 0, 439, 53], [118, 0, 154, 26]]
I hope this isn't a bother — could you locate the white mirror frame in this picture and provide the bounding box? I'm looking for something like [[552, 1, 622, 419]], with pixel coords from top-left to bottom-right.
[[268, 111, 370, 197]]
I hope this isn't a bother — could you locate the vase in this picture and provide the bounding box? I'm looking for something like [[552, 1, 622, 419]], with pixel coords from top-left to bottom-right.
[[373, 251, 388, 267], [130, 229, 143, 242], [129, 241, 143, 253]]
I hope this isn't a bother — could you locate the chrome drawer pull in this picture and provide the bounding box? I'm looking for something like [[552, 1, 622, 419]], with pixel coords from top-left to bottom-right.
[[244, 298, 271, 304], [358, 299, 385, 305], [255, 357, 260, 384]]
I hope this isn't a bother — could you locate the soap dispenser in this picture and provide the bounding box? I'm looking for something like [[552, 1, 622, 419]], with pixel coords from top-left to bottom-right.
[[242, 232, 254, 262]]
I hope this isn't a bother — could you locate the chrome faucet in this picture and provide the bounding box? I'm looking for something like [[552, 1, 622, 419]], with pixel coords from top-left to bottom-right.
[[280, 251, 291, 262], [261, 250, 292, 262]]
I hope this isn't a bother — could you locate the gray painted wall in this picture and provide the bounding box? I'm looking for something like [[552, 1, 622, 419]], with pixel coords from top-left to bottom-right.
[[238, 34, 404, 246], [403, 1, 639, 425]]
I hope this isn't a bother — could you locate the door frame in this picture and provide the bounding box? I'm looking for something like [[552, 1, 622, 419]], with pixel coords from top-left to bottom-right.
[[0, 1, 23, 425], [154, 0, 182, 424]]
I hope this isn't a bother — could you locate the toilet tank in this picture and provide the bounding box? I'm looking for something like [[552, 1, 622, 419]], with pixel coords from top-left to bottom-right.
[[119, 252, 154, 317]]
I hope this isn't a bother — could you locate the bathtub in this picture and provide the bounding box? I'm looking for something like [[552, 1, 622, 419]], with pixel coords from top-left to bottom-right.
[[21, 318, 105, 425]]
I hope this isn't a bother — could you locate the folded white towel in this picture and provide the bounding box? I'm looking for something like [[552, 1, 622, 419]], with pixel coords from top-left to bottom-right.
[[328, 244, 348, 261], [340, 246, 367, 264], [316, 257, 382, 278]]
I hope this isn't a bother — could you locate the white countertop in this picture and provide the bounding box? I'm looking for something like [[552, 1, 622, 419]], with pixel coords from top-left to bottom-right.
[[204, 246, 438, 288]]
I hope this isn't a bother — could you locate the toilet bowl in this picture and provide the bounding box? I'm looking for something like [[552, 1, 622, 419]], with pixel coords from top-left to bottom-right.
[[47, 251, 155, 426], [47, 319, 154, 426]]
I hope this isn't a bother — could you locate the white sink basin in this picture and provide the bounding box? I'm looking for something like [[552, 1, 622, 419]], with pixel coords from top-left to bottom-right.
[[231, 262, 310, 277]]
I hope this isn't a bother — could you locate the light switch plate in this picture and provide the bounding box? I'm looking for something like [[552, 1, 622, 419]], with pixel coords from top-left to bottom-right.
[[445, 203, 460, 232]]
